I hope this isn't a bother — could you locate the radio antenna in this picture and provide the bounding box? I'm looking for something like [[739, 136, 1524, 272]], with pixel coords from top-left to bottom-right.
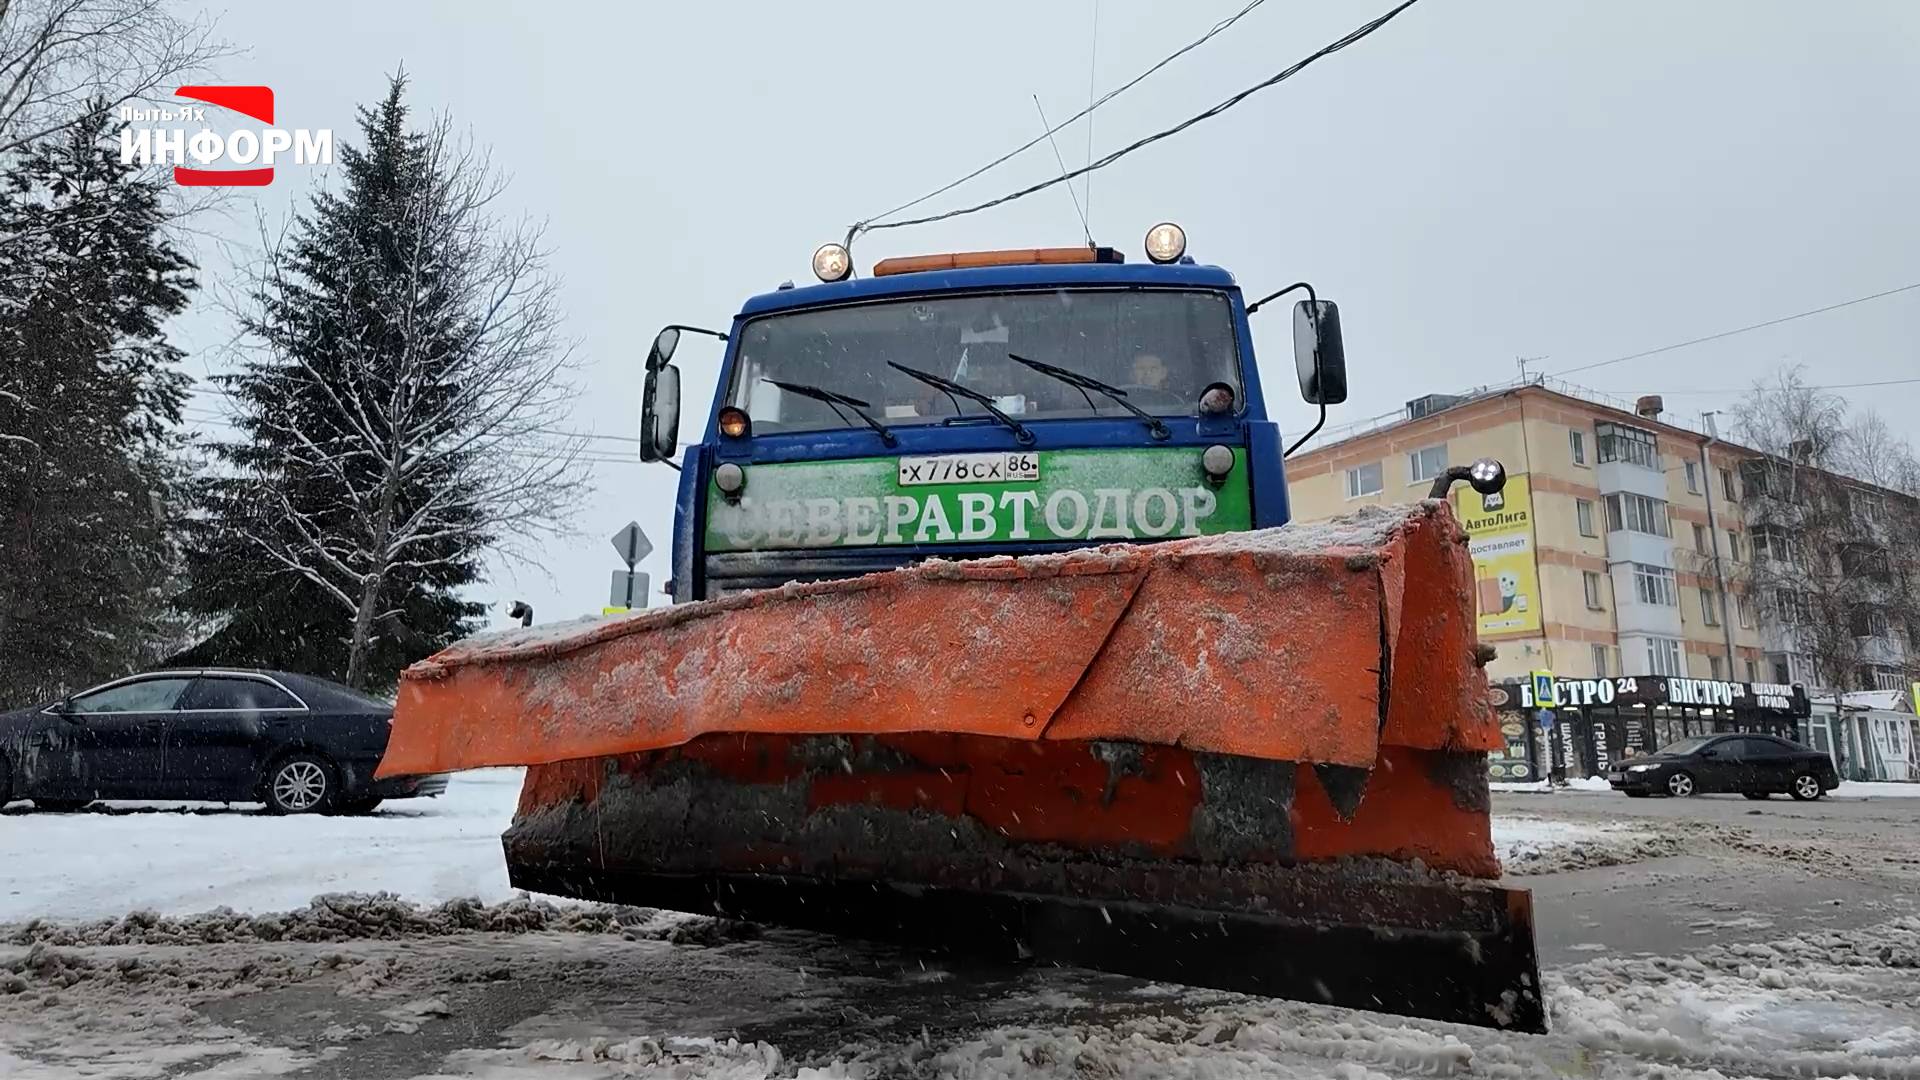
[[1033, 95, 1093, 247], [1083, 0, 1101, 235]]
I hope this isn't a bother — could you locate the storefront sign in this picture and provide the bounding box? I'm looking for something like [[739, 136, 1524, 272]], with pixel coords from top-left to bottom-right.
[[1507, 675, 1810, 718]]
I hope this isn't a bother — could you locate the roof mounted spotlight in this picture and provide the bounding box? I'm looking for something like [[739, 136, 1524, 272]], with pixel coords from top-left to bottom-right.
[[1144, 222, 1186, 264], [812, 243, 852, 283], [1427, 458, 1508, 500]]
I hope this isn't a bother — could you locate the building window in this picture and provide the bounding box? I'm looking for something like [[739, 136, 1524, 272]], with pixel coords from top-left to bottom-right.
[[1346, 462, 1383, 498], [1769, 654, 1791, 684], [1752, 525, 1799, 567], [1407, 445, 1447, 485], [1839, 545, 1891, 581], [1606, 492, 1671, 537], [1591, 643, 1609, 677], [1725, 530, 1740, 562], [1632, 563, 1678, 606], [1851, 605, 1889, 639], [1773, 588, 1810, 625], [1584, 571, 1605, 609], [1700, 587, 1720, 625], [1709, 655, 1724, 680], [1576, 499, 1597, 538], [1646, 636, 1684, 676], [1852, 488, 1886, 523], [1736, 592, 1754, 628], [1684, 461, 1701, 494], [1570, 429, 1586, 465], [1596, 422, 1659, 469], [1720, 467, 1736, 502], [1744, 659, 1757, 682], [1692, 523, 1707, 554]]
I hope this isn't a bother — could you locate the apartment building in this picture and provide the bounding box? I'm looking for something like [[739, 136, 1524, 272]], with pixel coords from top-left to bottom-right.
[[1287, 379, 1916, 780], [1289, 381, 1767, 686]]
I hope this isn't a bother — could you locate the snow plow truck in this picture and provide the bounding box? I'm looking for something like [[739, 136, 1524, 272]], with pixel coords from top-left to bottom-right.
[[378, 223, 1546, 1032]]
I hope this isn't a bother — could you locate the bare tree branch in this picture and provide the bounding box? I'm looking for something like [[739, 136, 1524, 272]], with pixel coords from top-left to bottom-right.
[[214, 107, 586, 687]]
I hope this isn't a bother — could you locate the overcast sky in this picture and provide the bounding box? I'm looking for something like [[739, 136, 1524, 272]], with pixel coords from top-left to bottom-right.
[[177, 0, 1920, 628]]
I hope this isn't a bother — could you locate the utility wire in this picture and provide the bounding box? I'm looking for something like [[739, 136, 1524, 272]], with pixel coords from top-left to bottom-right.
[[848, 0, 1271, 239], [1550, 281, 1920, 378], [1606, 377, 1920, 396], [850, 0, 1422, 242]]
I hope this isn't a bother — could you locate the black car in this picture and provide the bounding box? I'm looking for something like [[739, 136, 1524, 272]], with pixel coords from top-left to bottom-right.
[[1608, 733, 1839, 800], [0, 669, 449, 814]]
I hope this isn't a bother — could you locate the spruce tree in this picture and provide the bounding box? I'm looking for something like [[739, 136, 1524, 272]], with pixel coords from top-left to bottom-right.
[[0, 108, 196, 706], [183, 75, 578, 690]]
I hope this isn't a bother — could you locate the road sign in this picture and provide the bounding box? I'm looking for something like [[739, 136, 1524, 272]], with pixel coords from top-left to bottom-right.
[[1530, 669, 1556, 709], [608, 570, 650, 611], [611, 521, 652, 568]]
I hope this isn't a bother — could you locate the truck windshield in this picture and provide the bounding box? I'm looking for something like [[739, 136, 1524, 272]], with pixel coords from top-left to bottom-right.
[[728, 289, 1239, 435]]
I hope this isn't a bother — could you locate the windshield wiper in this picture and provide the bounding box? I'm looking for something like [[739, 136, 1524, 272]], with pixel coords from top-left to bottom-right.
[[1007, 352, 1170, 441], [763, 379, 897, 447], [885, 361, 1036, 446]]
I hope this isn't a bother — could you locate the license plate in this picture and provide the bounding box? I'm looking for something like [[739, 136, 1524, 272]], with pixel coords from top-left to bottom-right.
[[897, 452, 1039, 486]]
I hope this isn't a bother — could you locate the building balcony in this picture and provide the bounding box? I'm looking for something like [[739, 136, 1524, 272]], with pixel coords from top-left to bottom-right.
[[1595, 459, 1668, 501]]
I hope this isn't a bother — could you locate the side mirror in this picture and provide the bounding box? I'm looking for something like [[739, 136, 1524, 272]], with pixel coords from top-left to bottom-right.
[[1292, 300, 1347, 405], [647, 327, 680, 372], [640, 363, 681, 462]]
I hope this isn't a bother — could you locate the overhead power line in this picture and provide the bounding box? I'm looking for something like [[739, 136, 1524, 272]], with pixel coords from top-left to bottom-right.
[[1608, 377, 1920, 397], [850, 0, 1421, 243], [1550, 281, 1920, 378], [852, 0, 1270, 236]]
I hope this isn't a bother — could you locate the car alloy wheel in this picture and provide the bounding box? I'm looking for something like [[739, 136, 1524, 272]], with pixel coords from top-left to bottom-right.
[[1792, 774, 1822, 801], [272, 759, 329, 812], [1666, 771, 1695, 797]]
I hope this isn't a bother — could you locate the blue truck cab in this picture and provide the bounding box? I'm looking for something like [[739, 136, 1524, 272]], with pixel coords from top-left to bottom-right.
[[639, 226, 1347, 603]]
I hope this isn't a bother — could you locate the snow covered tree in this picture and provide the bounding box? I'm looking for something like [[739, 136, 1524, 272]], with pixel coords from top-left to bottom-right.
[[0, 0, 229, 160], [0, 107, 196, 706], [183, 77, 583, 690], [1734, 367, 1920, 706]]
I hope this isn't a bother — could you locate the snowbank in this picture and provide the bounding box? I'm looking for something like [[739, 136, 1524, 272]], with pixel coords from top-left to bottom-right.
[[1832, 780, 1920, 799], [0, 769, 526, 921], [1492, 817, 1676, 874]]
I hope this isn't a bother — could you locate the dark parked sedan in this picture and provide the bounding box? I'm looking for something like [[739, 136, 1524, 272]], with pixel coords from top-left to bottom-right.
[[0, 669, 448, 814], [1608, 733, 1839, 800]]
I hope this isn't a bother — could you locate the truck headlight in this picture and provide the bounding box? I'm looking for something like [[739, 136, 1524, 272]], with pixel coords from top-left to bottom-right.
[[714, 462, 746, 497], [1198, 383, 1235, 416], [1202, 444, 1235, 483]]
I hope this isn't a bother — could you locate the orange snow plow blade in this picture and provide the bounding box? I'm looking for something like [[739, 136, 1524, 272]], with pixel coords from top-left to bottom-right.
[[381, 502, 1545, 1031]]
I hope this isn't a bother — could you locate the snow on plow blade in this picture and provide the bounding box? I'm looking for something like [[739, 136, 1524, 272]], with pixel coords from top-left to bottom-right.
[[382, 502, 1545, 1031]]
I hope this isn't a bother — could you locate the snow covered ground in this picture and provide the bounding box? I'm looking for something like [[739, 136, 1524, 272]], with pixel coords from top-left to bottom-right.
[[0, 769, 526, 921], [3, 896, 1917, 1078], [1835, 780, 1920, 798], [4, 772, 1917, 1078], [1491, 816, 1674, 874], [2, 771, 1625, 923]]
